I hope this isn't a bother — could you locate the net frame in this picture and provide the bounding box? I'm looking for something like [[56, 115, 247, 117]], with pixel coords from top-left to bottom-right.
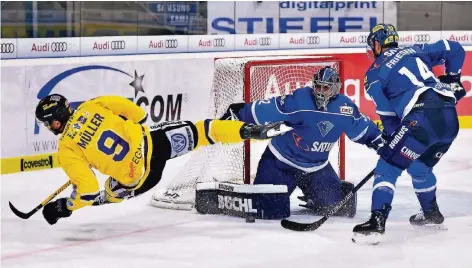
[[151, 56, 345, 210]]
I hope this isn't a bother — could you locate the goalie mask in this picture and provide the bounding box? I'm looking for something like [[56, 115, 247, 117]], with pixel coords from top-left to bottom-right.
[[35, 94, 74, 135], [312, 67, 341, 111]]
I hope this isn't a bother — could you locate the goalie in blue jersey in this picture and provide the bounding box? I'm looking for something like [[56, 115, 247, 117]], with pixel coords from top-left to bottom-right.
[[222, 66, 383, 218], [352, 24, 467, 244]]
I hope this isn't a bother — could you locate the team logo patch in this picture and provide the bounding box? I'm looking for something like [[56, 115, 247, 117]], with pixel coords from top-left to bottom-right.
[[73, 123, 81, 130], [317, 121, 334, 137], [340, 106, 353, 115], [292, 133, 310, 152], [171, 133, 187, 153], [77, 115, 87, 124]]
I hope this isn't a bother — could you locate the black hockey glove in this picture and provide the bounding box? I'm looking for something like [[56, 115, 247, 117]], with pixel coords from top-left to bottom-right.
[[367, 132, 387, 151], [43, 198, 72, 225], [438, 73, 467, 102], [240, 122, 293, 140]]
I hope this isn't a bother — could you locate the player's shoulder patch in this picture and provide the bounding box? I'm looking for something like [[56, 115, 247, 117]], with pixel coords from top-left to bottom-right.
[[340, 105, 354, 115]]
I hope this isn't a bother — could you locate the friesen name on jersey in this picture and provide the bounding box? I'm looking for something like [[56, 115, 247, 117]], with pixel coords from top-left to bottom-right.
[[385, 48, 416, 68]]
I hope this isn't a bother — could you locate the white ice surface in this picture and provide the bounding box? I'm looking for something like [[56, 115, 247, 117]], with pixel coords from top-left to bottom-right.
[[2, 130, 472, 268]]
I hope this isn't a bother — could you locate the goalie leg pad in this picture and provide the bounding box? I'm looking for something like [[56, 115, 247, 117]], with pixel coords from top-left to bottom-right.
[[297, 164, 357, 218], [195, 182, 290, 220]]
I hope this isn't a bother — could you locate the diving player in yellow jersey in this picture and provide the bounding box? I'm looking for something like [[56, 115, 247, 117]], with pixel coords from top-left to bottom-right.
[[35, 94, 289, 225]]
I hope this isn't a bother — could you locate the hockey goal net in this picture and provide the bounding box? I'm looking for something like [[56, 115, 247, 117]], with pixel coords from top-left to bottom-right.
[[151, 56, 345, 210]]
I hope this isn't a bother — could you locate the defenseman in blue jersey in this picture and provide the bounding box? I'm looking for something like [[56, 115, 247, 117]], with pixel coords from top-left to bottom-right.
[[353, 24, 467, 243], [222, 67, 383, 217]]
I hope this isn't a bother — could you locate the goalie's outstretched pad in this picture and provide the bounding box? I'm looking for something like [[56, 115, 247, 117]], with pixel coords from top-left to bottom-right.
[[195, 182, 290, 220]]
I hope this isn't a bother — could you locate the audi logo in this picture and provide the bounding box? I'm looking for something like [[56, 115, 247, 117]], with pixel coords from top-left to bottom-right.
[[111, 40, 126, 50], [358, 35, 368, 43], [306, 36, 320, 45], [213, 38, 225, 47], [1, 43, 15, 53], [414, 34, 431, 42], [51, 42, 67, 52], [259, 37, 272, 46], [165, 39, 178, 48]]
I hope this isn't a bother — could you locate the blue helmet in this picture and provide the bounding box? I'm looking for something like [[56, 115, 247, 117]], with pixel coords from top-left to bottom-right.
[[367, 24, 399, 58], [312, 66, 341, 111]]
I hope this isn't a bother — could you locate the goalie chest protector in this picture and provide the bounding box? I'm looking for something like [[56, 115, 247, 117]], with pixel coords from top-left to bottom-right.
[[195, 182, 290, 220]]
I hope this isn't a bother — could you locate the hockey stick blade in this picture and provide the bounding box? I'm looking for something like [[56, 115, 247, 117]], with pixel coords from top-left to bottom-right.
[[8, 181, 71, 220], [281, 169, 375, 232], [8, 202, 41, 219], [281, 217, 328, 231]]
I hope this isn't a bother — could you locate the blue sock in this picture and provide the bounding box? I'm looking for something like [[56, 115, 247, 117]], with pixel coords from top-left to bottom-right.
[[408, 161, 437, 211], [416, 189, 437, 211], [371, 158, 402, 212], [372, 185, 395, 211]]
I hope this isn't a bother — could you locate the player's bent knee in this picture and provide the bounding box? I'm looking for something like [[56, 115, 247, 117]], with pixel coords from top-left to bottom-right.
[[105, 177, 136, 203], [407, 160, 433, 177], [195, 182, 290, 220]]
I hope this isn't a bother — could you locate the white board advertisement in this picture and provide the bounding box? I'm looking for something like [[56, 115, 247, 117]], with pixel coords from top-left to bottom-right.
[[2, 57, 214, 158], [207, 1, 397, 34], [0, 66, 28, 158]]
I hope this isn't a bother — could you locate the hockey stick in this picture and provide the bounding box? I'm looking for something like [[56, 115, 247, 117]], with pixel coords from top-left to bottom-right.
[[281, 169, 375, 231], [9, 181, 71, 219]]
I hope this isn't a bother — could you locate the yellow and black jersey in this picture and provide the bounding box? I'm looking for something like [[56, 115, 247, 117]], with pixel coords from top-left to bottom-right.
[[58, 96, 152, 209]]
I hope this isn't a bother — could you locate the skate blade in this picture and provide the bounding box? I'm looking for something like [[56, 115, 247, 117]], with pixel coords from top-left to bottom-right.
[[352, 232, 382, 245], [412, 223, 448, 231]]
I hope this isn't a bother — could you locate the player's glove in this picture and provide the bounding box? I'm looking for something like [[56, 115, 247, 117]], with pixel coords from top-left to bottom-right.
[[42, 198, 72, 225], [220, 103, 245, 120], [438, 73, 467, 102], [367, 133, 387, 151], [240, 122, 293, 140]]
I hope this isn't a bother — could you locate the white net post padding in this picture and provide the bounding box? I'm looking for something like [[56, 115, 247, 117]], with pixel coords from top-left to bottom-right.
[[151, 56, 344, 210]]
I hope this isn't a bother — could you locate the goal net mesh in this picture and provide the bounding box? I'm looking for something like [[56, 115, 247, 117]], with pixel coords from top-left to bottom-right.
[[151, 56, 344, 210]]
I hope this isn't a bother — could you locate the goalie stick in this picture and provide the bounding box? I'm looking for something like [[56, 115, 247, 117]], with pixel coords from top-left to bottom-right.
[[281, 169, 375, 231], [9, 181, 71, 219]]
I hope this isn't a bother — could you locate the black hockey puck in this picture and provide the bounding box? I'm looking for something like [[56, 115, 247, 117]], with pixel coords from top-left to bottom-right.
[[246, 216, 256, 223]]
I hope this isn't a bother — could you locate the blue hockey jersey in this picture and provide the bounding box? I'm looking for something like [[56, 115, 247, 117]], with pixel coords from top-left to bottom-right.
[[238, 87, 380, 172], [364, 39, 465, 134]]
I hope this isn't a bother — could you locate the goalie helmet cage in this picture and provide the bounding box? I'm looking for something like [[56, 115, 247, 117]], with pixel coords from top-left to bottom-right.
[[151, 56, 345, 210]]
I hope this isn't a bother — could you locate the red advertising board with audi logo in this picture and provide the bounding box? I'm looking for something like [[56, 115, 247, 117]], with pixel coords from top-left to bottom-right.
[[331, 52, 472, 127]]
